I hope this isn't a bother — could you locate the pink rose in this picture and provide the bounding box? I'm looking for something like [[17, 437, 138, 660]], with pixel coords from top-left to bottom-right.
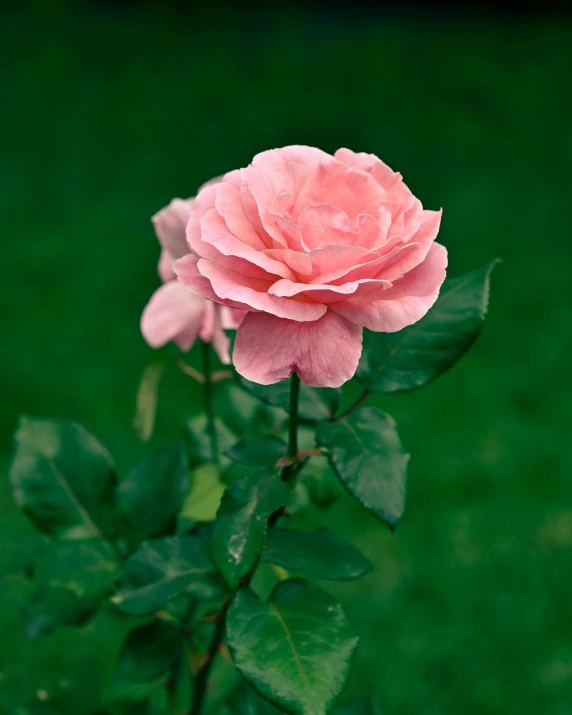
[[141, 195, 243, 364], [174, 146, 447, 387]]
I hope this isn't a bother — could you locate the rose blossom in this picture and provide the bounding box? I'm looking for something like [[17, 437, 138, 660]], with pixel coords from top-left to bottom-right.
[[174, 146, 447, 387], [141, 194, 243, 364]]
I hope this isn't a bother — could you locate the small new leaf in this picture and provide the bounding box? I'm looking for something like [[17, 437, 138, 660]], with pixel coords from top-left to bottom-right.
[[261, 528, 372, 581], [227, 580, 358, 715], [358, 260, 499, 394], [133, 362, 166, 442], [113, 535, 225, 615], [210, 471, 288, 590], [317, 407, 409, 528], [9, 417, 116, 540], [179, 464, 225, 524]]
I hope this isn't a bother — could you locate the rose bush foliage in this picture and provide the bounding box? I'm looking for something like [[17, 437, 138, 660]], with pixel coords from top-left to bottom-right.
[[5, 145, 497, 715]]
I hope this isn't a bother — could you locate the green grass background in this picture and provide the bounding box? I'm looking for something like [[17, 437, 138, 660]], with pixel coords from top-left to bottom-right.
[[2, 3, 572, 713]]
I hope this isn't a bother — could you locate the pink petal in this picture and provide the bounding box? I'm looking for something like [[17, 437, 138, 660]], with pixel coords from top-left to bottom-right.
[[233, 310, 363, 388], [214, 181, 267, 250], [151, 198, 194, 260], [261, 210, 305, 251], [329, 244, 413, 284], [192, 183, 218, 219], [239, 177, 273, 248], [268, 277, 391, 304], [198, 302, 233, 364], [331, 243, 448, 332], [308, 244, 379, 283], [188, 214, 280, 281], [263, 248, 313, 276], [174, 255, 254, 313], [209, 303, 233, 364], [199, 300, 216, 342], [354, 212, 385, 249], [334, 148, 403, 192], [250, 145, 333, 210], [380, 210, 442, 281], [222, 307, 246, 330], [141, 281, 206, 351], [385, 195, 422, 245], [298, 204, 361, 250], [293, 160, 386, 221], [194, 210, 295, 280], [197, 259, 327, 322], [158, 249, 175, 282]]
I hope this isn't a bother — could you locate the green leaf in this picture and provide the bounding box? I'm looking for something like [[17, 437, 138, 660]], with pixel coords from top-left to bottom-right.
[[239, 378, 341, 422], [33, 539, 119, 599], [9, 417, 116, 539], [117, 620, 183, 682], [24, 587, 99, 639], [224, 681, 283, 713], [358, 260, 499, 394], [133, 361, 166, 442], [333, 697, 381, 715], [179, 464, 225, 524], [116, 442, 190, 542], [227, 580, 358, 715], [113, 535, 225, 615], [261, 528, 372, 581], [316, 407, 409, 528], [225, 436, 288, 469], [210, 472, 288, 590]]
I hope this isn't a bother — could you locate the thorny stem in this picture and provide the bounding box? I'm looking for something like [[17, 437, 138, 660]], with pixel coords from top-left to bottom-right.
[[202, 341, 219, 466], [189, 600, 230, 715], [188, 373, 303, 713]]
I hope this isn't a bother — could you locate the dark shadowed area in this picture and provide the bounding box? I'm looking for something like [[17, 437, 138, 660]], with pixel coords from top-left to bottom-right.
[[1, 1, 572, 713]]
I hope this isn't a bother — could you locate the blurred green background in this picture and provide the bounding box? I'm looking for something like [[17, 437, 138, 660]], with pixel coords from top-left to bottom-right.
[[2, 1, 572, 713]]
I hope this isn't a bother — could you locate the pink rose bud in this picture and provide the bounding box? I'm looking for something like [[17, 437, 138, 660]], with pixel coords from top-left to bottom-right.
[[174, 146, 447, 388], [141, 192, 243, 363]]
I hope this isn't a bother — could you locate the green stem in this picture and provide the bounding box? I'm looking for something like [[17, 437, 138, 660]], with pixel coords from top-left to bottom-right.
[[202, 341, 219, 466], [166, 643, 184, 711], [189, 600, 230, 715], [188, 374, 301, 713], [288, 372, 300, 460], [280, 372, 301, 485]]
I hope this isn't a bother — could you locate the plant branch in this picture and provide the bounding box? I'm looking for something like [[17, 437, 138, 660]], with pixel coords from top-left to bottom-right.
[[336, 388, 370, 420], [189, 599, 230, 715], [187, 373, 303, 713], [202, 341, 219, 466]]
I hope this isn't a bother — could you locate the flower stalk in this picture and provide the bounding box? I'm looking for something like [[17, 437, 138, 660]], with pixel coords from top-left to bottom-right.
[[202, 341, 219, 466]]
